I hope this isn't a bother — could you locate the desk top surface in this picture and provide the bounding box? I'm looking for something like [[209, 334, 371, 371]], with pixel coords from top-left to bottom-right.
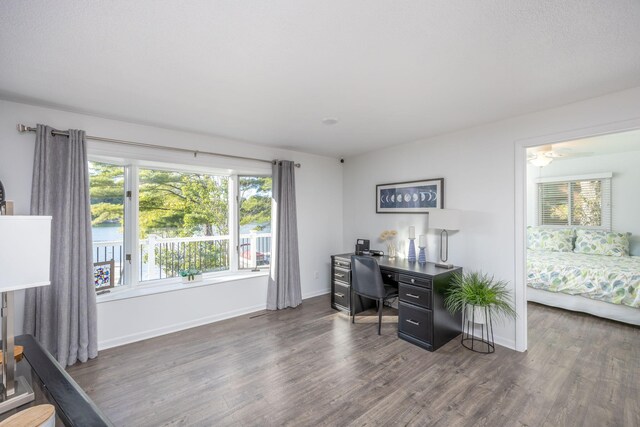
[[333, 253, 461, 278]]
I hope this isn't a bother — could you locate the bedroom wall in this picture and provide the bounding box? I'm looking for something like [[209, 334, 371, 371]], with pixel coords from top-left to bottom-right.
[[527, 150, 640, 253], [0, 99, 344, 349], [342, 86, 640, 350]]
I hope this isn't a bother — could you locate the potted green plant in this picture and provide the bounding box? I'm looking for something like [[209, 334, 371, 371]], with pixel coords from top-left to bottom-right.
[[180, 268, 202, 283], [444, 271, 516, 353]]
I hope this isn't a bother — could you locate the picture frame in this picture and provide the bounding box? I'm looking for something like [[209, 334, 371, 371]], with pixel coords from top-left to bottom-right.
[[93, 260, 115, 290], [376, 178, 444, 213]]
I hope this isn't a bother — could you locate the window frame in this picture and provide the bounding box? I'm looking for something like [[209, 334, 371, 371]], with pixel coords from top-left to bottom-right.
[[89, 154, 272, 293], [237, 174, 273, 271], [535, 172, 612, 230]]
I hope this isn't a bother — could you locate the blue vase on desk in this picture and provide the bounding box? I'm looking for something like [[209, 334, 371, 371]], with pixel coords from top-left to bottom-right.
[[408, 238, 416, 262], [418, 246, 427, 264]]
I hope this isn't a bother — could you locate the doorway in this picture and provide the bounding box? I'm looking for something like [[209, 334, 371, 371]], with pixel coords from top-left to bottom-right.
[[513, 118, 640, 352]]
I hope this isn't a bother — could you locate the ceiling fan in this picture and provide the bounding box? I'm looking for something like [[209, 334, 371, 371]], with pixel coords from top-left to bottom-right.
[[527, 144, 592, 167]]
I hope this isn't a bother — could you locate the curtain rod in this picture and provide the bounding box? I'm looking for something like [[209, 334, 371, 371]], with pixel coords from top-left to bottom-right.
[[16, 124, 301, 168]]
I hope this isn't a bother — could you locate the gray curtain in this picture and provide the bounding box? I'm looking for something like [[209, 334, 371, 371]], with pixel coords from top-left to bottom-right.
[[267, 160, 302, 310], [24, 124, 98, 367]]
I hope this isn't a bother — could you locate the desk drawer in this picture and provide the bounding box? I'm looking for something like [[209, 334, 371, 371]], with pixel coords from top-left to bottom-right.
[[399, 283, 432, 309], [333, 282, 350, 308], [381, 270, 398, 284], [333, 267, 350, 284], [398, 302, 433, 344], [334, 259, 351, 269], [398, 274, 431, 289]]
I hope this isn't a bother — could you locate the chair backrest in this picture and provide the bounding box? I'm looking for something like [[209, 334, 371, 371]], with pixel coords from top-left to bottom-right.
[[350, 255, 386, 299]]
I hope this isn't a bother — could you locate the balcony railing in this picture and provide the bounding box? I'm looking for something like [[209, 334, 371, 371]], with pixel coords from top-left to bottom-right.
[[140, 235, 230, 281], [92, 232, 271, 287], [239, 231, 272, 270]]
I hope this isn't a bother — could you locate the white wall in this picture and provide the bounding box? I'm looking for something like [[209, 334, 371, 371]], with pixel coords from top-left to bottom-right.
[[3, 86, 640, 353], [0, 99, 344, 349], [526, 150, 640, 251], [343, 86, 640, 350]]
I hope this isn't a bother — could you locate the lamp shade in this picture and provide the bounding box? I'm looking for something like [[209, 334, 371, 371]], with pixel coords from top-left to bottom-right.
[[0, 216, 52, 292], [429, 209, 462, 231]]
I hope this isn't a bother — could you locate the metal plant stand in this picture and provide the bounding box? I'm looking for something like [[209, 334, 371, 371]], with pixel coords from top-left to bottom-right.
[[461, 304, 495, 354]]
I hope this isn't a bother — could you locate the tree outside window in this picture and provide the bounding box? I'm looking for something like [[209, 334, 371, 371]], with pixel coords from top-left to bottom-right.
[[538, 178, 607, 228]]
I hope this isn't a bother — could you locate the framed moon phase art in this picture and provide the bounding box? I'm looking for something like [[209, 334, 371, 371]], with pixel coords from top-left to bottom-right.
[[376, 178, 444, 213]]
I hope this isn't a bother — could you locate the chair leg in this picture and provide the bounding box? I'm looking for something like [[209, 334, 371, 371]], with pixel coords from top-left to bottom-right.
[[351, 290, 355, 324], [377, 298, 383, 335]]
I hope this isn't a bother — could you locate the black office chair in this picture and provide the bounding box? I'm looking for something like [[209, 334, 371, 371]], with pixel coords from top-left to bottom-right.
[[350, 255, 399, 335]]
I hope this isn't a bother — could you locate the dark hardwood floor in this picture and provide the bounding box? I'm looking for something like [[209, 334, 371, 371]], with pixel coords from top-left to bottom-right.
[[67, 295, 640, 426]]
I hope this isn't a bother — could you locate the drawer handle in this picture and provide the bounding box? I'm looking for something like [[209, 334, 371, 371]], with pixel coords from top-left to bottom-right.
[[335, 273, 345, 278], [410, 278, 415, 284], [334, 292, 345, 298], [406, 293, 420, 299], [406, 319, 420, 326]]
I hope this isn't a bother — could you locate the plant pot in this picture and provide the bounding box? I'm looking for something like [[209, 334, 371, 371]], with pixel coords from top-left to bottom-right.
[[181, 274, 202, 283], [465, 304, 489, 325]]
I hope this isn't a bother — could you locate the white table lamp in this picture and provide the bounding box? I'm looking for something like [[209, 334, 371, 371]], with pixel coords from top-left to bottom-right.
[[428, 209, 461, 269], [0, 216, 51, 413]]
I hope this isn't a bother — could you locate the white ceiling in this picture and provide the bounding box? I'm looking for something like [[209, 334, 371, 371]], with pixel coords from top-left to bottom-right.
[[1, 1, 640, 158]]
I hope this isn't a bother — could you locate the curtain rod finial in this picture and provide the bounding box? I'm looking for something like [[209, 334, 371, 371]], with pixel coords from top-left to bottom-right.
[[272, 160, 301, 168], [16, 124, 28, 133]]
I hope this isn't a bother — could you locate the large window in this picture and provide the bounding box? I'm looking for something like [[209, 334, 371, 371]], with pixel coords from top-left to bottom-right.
[[537, 174, 611, 229], [89, 160, 272, 292]]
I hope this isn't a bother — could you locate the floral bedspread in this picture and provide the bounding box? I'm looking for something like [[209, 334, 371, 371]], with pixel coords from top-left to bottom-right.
[[527, 251, 640, 308]]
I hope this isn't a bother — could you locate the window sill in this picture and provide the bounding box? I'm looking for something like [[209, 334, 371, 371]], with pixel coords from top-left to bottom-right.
[[96, 270, 270, 304]]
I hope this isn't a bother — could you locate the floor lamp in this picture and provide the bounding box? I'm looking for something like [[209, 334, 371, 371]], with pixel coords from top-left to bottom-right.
[[0, 216, 51, 414], [428, 209, 461, 269]]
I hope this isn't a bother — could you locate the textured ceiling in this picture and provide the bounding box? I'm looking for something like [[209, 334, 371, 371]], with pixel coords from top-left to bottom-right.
[[1, 1, 640, 157]]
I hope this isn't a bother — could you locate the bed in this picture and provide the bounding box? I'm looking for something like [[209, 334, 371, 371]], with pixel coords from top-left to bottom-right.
[[526, 228, 640, 326]]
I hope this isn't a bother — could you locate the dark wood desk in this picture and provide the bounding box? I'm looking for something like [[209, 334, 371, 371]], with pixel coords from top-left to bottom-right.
[[331, 254, 462, 351]]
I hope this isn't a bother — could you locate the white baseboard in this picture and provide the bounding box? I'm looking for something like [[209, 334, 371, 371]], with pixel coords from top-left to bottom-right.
[[463, 321, 516, 350], [302, 287, 330, 300], [494, 334, 516, 350], [98, 287, 518, 353], [98, 288, 332, 351], [98, 303, 267, 350], [463, 331, 515, 351]]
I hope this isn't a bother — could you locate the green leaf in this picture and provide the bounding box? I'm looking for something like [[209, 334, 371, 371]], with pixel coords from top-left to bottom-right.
[[444, 271, 517, 323]]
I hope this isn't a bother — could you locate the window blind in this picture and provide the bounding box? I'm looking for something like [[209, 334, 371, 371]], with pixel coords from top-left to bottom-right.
[[537, 177, 611, 229]]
